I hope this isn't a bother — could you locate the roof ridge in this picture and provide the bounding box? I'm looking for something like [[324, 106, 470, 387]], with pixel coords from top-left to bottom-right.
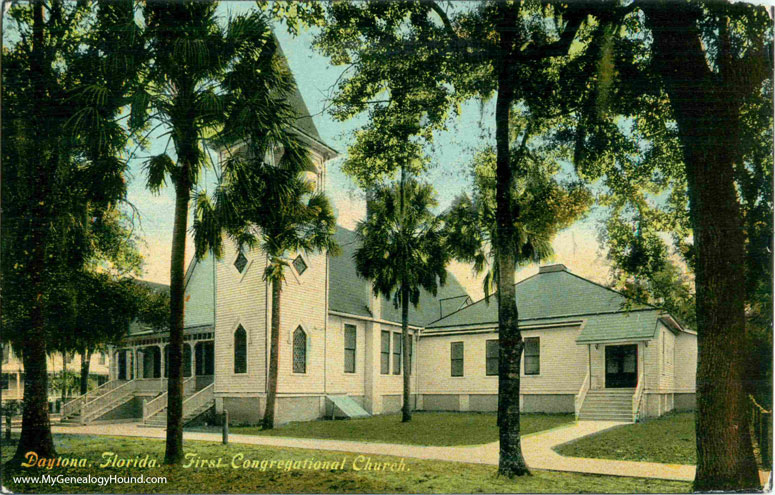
[[427, 306, 659, 329]]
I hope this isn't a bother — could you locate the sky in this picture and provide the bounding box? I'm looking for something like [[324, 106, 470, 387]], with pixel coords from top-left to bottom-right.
[[125, 3, 612, 301]]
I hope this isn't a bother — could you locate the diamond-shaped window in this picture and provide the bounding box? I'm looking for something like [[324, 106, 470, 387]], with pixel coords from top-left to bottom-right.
[[292, 255, 307, 275], [234, 251, 248, 273]]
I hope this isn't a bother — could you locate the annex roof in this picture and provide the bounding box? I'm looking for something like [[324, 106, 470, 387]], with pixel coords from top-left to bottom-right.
[[425, 264, 664, 343], [328, 226, 471, 327]]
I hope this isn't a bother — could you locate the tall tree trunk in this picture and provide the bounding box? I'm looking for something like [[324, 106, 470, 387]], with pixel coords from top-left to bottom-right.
[[164, 180, 190, 465], [9, 336, 55, 467], [263, 275, 282, 430], [398, 162, 412, 423], [401, 282, 412, 422], [80, 349, 91, 396], [495, 3, 529, 478], [61, 354, 67, 405], [8, 0, 56, 468], [642, 4, 760, 490]]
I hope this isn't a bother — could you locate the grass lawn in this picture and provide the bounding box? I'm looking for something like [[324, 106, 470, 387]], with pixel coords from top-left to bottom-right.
[[224, 412, 574, 446], [555, 412, 696, 465], [1, 434, 690, 493]]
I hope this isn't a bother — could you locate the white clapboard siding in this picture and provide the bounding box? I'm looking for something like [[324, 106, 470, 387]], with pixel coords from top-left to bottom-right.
[[274, 249, 328, 395], [674, 331, 697, 392], [418, 325, 586, 395], [214, 239, 268, 395]]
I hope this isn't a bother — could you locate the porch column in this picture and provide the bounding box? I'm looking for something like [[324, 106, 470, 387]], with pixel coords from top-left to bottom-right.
[[132, 348, 138, 380], [190, 342, 195, 379], [16, 371, 21, 400], [158, 344, 164, 391]]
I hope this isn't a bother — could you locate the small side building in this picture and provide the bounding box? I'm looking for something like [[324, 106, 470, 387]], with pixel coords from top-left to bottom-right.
[[418, 264, 697, 420]]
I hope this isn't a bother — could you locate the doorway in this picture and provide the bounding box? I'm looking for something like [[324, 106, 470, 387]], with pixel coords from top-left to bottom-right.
[[605, 344, 637, 388]]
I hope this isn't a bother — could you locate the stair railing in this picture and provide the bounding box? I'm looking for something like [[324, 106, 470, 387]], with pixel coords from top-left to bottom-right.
[[574, 371, 590, 420], [80, 379, 137, 424], [61, 379, 122, 419], [632, 367, 645, 422], [143, 376, 194, 422], [182, 383, 214, 422]]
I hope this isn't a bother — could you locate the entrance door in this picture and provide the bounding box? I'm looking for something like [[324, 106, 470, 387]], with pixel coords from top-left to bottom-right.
[[605, 344, 637, 388]]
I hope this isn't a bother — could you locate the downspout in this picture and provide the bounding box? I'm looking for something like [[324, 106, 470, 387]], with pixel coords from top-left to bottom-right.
[[323, 252, 329, 395], [264, 253, 269, 394], [212, 250, 217, 391]]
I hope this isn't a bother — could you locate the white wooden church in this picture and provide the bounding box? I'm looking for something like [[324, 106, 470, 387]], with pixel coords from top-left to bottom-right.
[[59, 42, 697, 428]]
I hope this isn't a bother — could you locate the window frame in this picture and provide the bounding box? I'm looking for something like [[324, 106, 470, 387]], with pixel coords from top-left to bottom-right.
[[234, 325, 247, 374], [292, 255, 308, 276], [344, 324, 357, 374], [392, 333, 401, 375], [450, 341, 464, 377], [292, 326, 307, 374], [380, 331, 390, 375], [486, 339, 499, 376], [233, 250, 248, 274], [523, 337, 540, 376]]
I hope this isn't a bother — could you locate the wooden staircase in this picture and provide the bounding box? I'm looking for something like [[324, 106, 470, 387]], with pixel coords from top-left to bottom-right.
[[60, 380, 135, 425], [143, 384, 214, 428], [577, 389, 634, 422]]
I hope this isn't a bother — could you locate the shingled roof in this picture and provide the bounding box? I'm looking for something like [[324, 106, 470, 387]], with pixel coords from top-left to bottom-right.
[[328, 226, 471, 327], [424, 264, 668, 343]]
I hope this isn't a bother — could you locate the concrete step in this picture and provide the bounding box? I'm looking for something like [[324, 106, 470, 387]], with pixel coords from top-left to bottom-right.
[[579, 412, 633, 419]]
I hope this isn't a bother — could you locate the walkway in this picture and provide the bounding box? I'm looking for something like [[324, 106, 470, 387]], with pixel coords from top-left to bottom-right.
[[48, 420, 706, 482]]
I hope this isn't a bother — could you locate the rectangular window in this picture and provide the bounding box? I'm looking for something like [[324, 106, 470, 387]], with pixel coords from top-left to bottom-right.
[[99, 353, 106, 366], [451, 341, 464, 377], [344, 324, 356, 373], [486, 340, 499, 376], [0, 373, 9, 390], [392, 333, 401, 375], [380, 331, 390, 374], [524, 337, 540, 375]]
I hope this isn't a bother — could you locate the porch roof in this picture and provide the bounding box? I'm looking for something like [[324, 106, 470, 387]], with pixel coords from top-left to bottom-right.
[[574, 309, 660, 344]]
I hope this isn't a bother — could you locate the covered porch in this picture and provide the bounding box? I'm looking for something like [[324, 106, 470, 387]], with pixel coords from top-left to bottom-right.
[[112, 325, 215, 391]]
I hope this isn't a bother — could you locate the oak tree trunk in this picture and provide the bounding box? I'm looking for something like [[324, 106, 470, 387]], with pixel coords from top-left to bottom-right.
[[9, 335, 55, 467], [642, 4, 760, 490], [495, 4, 529, 477], [164, 180, 190, 465], [401, 283, 412, 422], [8, 0, 56, 468], [263, 276, 282, 430]]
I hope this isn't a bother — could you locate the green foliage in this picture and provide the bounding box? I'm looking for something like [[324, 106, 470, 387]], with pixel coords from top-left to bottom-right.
[[355, 179, 448, 308], [445, 110, 592, 300], [1, 0, 145, 352]]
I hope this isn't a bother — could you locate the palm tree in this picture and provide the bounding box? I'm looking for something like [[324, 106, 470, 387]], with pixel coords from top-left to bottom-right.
[[444, 140, 591, 427], [139, 2, 301, 461], [354, 177, 448, 422], [444, 147, 590, 301], [194, 154, 338, 430]]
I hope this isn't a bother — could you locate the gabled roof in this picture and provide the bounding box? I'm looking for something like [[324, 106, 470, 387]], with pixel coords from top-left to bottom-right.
[[328, 226, 471, 327], [427, 265, 650, 329]]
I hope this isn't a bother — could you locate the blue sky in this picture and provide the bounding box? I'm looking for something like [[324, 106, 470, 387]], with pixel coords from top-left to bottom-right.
[[120, 3, 609, 297]]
